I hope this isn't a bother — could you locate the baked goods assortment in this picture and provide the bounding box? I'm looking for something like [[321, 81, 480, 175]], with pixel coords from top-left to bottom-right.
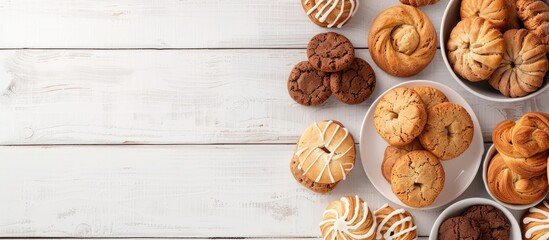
[[447, 0, 549, 98], [302, 0, 359, 28], [368, 5, 437, 77], [373, 86, 473, 208], [522, 201, 549, 239], [288, 32, 376, 106], [438, 205, 511, 239]]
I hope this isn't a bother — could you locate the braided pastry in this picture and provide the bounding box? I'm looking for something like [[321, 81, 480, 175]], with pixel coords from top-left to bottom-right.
[[302, 0, 359, 28], [517, 0, 549, 54], [374, 204, 418, 240], [501, 150, 549, 178], [511, 112, 549, 157], [487, 153, 548, 205], [320, 196, 377, 240], [399, 0, 439, 7], [488, 29, 549, 98], [368, 5, 436, 77], [522, 201, 549, 239], [447, 17, 505, 82], [493, 119, 522, 157], [461, 0, 509, 29]]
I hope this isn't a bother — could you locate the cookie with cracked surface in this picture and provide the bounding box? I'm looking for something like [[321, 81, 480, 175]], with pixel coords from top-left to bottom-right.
[[462, 205, 511, 239], [419, 102, 474, 160], [330, 58, 376, 105], [411, 86, 448, 109], [381, 139, 424, 183], [391, 150, 445, 208], [307, 32, 355, 72], [287, 61, 333, 106], [374, 87, 427, 147], [290, 154, 338, 194], [438, 216, 481, 240]]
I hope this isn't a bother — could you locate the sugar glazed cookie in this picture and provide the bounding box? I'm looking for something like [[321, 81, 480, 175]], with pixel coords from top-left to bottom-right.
[[290, 154, 338, 194], [320, 196, 377, 240], [301, 0, 359, 28], [374, 204, 418, 239], [307, 32, 355, 73], [330, 58, 376, 105], [287, 61, 333, 106], [522, 201, 549, 240], [374, 87, 427, 147], [381, 139, 424, 183]]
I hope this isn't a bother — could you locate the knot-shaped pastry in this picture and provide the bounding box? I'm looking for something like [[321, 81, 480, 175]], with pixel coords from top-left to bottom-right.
[[493, 119, 522, 157], [501, 151, 549, 178], [447, 17, 505, 82], [512, 112, 549, 156], [320, 196, 377, 240], [487, 153, 548, 205], [302, 0, 359, 28], [400, 0, 439, 7], [488, 29, 549, 98], [368, 5, 436, 77], [522, 201, 549, 240], [460, 0, 509, 29], [374, 204, 418, 240], [296, 120, 355, 184], [517, 0, 549, 54]]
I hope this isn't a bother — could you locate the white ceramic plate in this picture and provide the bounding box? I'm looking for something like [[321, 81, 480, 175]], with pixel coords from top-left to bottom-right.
[[359, 80, 484, 209], [428, 198, 521, 239]]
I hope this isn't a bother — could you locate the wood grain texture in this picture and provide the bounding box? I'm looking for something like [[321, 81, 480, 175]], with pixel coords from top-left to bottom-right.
[[0, 0, 447, 48], [1, 49, 546, 145], [0, 144, 500, 237]]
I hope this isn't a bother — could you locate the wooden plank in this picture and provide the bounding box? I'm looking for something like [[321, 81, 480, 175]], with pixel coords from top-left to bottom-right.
[[0, 0, 447, 48], [0, 144, 495, 237], [1, 50, 546, 145]]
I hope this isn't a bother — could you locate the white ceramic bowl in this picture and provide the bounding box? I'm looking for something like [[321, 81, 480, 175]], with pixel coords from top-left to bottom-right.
[[440, 0, 549, 103], [483, 144, 547, 210], [429, 198, 521, 239], [360, 80, 484, 209]]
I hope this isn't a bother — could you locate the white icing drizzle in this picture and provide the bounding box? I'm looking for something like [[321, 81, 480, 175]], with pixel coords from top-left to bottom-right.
[[524, 201, 549, 239], [320, 196, 377, 240], [304, 0, 359, 28], [374, 204, 417, 240]]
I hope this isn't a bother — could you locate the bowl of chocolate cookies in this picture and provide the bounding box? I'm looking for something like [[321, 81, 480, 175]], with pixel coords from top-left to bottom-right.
[[429, 198, 520, 240]]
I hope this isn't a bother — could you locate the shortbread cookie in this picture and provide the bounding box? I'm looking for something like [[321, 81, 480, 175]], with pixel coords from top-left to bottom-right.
[[411, 86, 448, 109], [330, 58, 376, 105], [374, 87, 427, 147], [391, 150, 445, 208], [374, 204, 418, 239], [290, 155, 337, 194], [307, 32, 355, 72], [287, 61, 333, 106], [461, 0, 509, 29], [381, 139, 424, 183], [419, 102, 474, 160], [320, 196, 376, 240], [301, 0, 359, 28]]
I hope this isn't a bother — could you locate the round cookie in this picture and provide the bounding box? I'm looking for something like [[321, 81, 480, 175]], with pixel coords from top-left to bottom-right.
[[301, 0, 359, 28], [411, 86, 448, 109], [290, 154, 338, 194], [287, 61, 333, 106], [419, 102, 474, 160], [462, 205, 511, 239], [374, 87, 427, 147], [307, 32, 355, 73], [438, 216, 481, 240], [381, 139, 424, 183], [330, 58, 376, 105], [391, 150, 445, 208]]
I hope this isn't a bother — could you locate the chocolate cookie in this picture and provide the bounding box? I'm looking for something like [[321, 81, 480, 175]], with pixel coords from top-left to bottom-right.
[[307, 32, 355, 72], [330, 58, 376, 105], [287, 61, 333, 106], [290, 154, 338, 194], [439, 216, 481, 240], [462, 205, 511, 240]]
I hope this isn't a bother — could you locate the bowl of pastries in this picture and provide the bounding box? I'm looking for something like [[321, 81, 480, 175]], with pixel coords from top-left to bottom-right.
[[441, 0, 549, 102]]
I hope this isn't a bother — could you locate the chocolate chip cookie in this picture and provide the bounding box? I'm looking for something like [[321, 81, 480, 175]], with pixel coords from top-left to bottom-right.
[[287, 61, 333, 106], [307, 32, 355, 72], [330, 58, 376, 105]]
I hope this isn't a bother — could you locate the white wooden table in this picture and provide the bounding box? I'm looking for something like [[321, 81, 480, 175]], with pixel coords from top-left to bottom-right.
[[0, 0, 547, 239]]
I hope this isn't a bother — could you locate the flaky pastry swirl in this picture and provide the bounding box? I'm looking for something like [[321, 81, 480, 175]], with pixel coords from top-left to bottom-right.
[[501, 151, 549, 178], [517, 0, 549, 54], [460, 0, 509, 29], [511, 112, 549, 157], [320, 196, 376, 240]]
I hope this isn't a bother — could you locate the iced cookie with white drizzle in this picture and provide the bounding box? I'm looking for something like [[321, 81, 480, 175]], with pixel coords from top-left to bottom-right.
[[302, 0, 359, 28], [374, 204, 418, 240], [295, 120, 355, 184], [320, 196, 377, 240], [522, 200, 549, 240]]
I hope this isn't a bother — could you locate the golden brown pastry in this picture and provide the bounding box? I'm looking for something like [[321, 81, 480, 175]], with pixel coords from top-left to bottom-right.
[[493, 119, 523, 157], [399, 0, 439, 7], [302, 0, 360, 28], [461, 0, 509, 29], [368, 5, 437, 77], [511, 112, 549, 157], [522, 201, 549, 240], [487, 153, 548, 205], [374, 204, 418, 240], [320, 196, 377, 240], [501, 151, 549, 178], [381, 140, 424, 183], [517, 0, 549, 54], [488, 29, 549, 98], [447, 17, 505, 82]]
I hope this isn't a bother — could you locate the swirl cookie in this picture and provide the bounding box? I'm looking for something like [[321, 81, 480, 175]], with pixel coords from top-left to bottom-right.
[[522, 201, 549, 240], [374, 87, 427, 147], [308, 32, 355, 72], [391, 150, 445, 208], [368, 5, 437, 77], [330, 58, 376, 105], [460, 0, 510, 29], [287, 61, 333, 106], [302, 0, 359, 28], [381, 139, 424, 183], [320, 196, 377, 240], [419, 102, 474, 160], [411, 86, 449, 109], [374, 204, 418, 240]]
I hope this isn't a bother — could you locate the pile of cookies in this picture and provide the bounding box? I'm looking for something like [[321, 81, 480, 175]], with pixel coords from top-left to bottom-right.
[[374, 86, 475, 208], [522, 200, 549, 239], [287, 32, 376, 106], [438, 205, 511, 239], [488, 112, 549, 205], [320, 195, 418, 240], [447, 0, 549, 98]]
